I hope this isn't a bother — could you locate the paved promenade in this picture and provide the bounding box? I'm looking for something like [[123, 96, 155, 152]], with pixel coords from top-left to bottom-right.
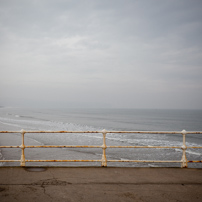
[[0, 167, 202, 202]]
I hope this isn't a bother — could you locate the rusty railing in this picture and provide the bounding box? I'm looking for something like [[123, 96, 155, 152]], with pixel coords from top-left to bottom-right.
[[0, 129, 202, 168]]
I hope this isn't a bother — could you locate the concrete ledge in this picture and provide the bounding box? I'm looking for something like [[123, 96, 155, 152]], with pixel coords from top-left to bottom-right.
[[0, 167, 202, 202]]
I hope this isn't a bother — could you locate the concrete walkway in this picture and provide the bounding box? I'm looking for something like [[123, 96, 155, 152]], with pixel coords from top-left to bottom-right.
[[0, 167, 202, 202]]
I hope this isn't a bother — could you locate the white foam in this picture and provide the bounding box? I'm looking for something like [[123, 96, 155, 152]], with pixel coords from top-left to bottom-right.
[[148, 164, 159, 167], [120, 158, 130, 161], [187, 150, 202, 156], [175, 148, 202, 156], [0, 120, 21, 128]]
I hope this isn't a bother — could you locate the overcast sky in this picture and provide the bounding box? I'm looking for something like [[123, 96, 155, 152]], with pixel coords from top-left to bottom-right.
[[0, 0, 202, 109]]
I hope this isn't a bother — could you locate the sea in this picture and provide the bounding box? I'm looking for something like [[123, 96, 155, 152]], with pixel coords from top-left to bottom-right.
[[0, 107, 202, 168]]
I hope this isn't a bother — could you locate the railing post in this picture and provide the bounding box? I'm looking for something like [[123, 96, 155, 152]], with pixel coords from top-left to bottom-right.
[[101, 129, 107, 167], [181, 130, 187, 168], [20, 129, 26, 167]]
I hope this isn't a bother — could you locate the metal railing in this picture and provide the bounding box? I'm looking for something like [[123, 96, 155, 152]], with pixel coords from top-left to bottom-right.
[[0, 129, 202, 168]]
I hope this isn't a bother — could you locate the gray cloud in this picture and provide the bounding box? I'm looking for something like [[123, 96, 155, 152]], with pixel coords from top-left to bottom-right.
[[0, 0, 202, 109]]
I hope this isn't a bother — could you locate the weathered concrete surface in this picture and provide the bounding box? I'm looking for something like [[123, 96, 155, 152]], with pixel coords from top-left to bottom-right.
[[0, 167, 202, 202]]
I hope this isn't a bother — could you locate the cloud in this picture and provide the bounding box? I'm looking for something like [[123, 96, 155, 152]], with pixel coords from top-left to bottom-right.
[[0, 0, 202, 109]]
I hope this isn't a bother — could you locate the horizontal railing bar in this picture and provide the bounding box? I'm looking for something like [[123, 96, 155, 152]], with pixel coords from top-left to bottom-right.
[[0, 146, 20, 148], [1, 160, 201, 163], [25, 131, 101, 133], [1, 130, 202, 134], [0, 131, 102, 133], [106, 131, 202, 134], [25, 160, 102, 162], [26, 146, 182, 149], [108, 160, 181, 163], [188, 161, 202, 163], [1, 145, 202, 149], [26, 145, 101, 148], [0, 131, 22, 133], [0, 145, 101, 148], [0, 160, 20, 162], [107, 146, 181, 148]]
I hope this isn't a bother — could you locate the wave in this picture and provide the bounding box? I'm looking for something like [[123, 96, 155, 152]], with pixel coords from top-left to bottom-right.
[[148, 164, 159, 167], [0, 116, 101, 131], [175, 148, 202, 156], [0, 120, 22, 128], [0, 116, 201, 158]]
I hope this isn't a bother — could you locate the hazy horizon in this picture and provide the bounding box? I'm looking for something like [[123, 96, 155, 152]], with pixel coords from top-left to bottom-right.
[[1, 105, 202, 111]]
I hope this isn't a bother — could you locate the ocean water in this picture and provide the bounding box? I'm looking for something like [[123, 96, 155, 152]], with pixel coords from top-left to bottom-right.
[[0, 107, 202, 167]]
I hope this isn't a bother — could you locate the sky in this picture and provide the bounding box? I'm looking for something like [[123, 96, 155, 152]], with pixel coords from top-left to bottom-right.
[[0, 0, 202, 109]]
